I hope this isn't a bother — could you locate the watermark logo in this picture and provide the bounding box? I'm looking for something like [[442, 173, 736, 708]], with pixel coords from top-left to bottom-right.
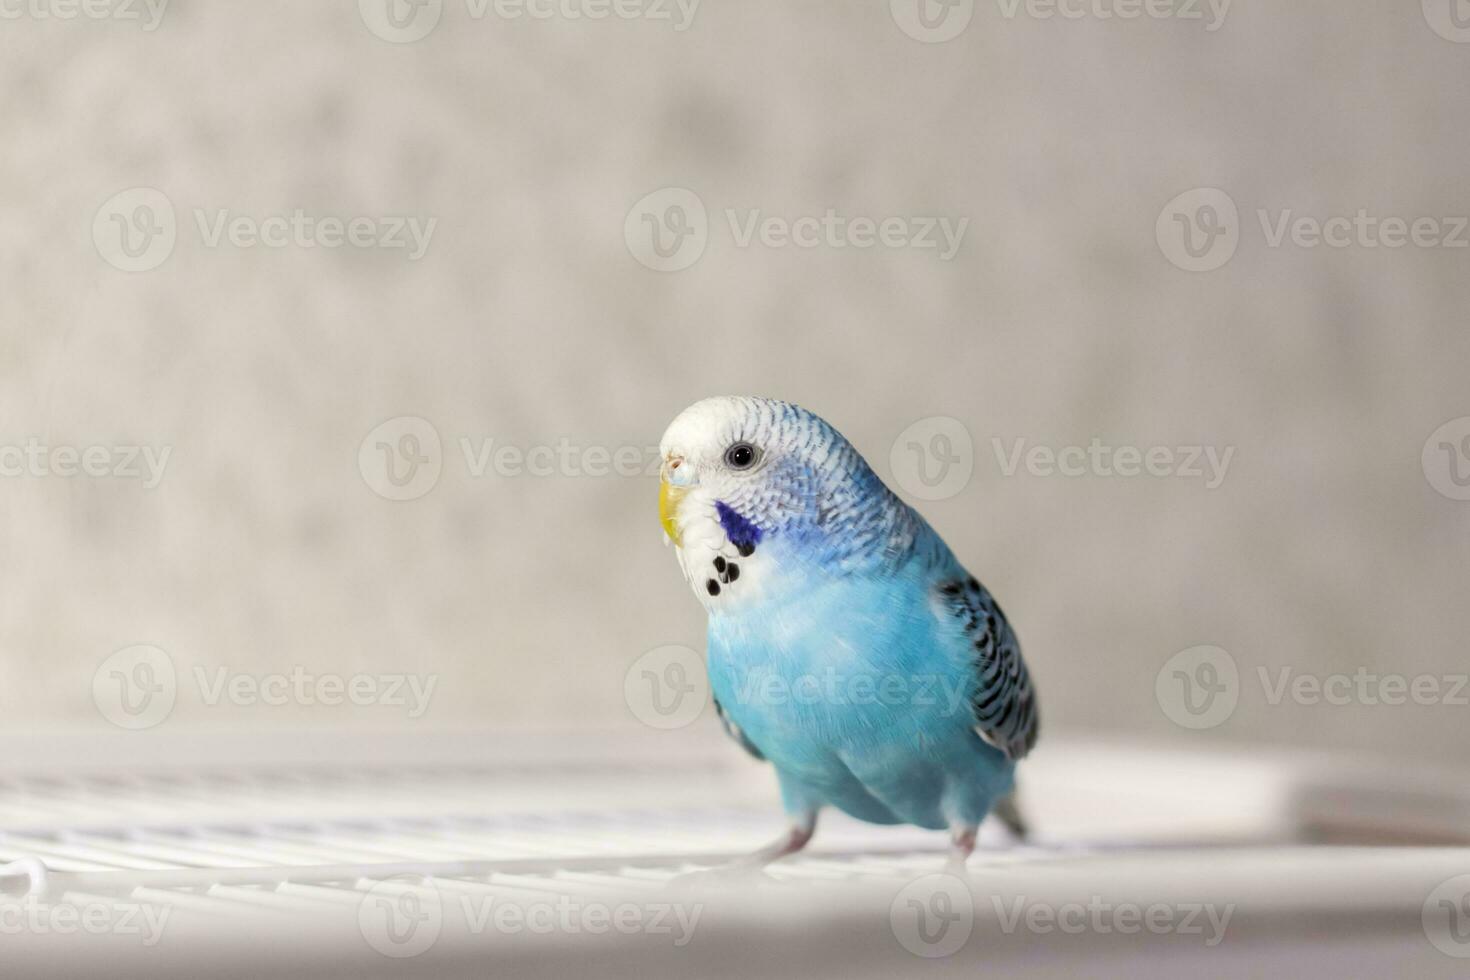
[[359, 0, 444, 42], [890, 0, 974, 43], [191, 209, 436, 259], [1161, 187, 1470, 271], [724, 209, 967, 259], [992, 437, 1233, 488], [358, 884, 703, 956], [473, 0, 699, 27], [359, 879, 443, 958], [890, 874, 974, 958], [626, 187, 969, 271], [0, 440, 172, 488], [1158, 648, 1469, 730], [0, 0, 169, 30], [360, 0, 698, 40], [1258, 667, 1469, 709], [93, 187, 177, 273], [731, 668, 969, 717], [890, 417, 974, 502], [359, 417, 443, 501], [461, 896, 701, 944], [92, 645, 178, 730], [460, 437, 660, 478], [1424, 875, 1470, 958], [94, 651, 438, 730], [191, 666, 438, 717], [95, 189, 437, 269], [1423, 417, 1470, 501], [993, 0, 1230, 31], [0, 897, 171, 945], [1157, 188, 1239, 273], [1422, 0, 1470, 43], [361, 426, 664, 497], [1257, 210, 1469, 251], [625, 187, 709, 272], [1155, 645, 1238, 730], [993, 895, 1233, 945], [624, 644, 707, 730]]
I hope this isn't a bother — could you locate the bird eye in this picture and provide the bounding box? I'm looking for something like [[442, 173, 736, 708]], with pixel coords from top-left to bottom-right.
[[724, 442, 760, 470]]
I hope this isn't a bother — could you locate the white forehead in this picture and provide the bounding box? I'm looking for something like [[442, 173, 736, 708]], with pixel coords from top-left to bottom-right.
[[659, 395, 780, 458]]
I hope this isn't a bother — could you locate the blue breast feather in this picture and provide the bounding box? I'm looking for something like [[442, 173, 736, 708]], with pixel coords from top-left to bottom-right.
[[705, 545, 1015, 831]]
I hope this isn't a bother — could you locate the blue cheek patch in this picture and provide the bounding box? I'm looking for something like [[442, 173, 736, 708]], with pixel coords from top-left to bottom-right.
[[715, 501, 764, 553]]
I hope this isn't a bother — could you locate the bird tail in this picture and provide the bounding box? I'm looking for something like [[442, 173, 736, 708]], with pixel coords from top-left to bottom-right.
[[991, 792, 1029, 842]]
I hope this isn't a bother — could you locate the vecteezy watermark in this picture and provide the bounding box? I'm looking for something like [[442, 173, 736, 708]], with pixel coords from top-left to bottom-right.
[[357, 0, 699, 43], [993, 0, 1229, 29], [1423, 417, 1470, 502], [992, 895, 1234, 946], [0, 439, 171, 489], [358, 879, 703, 958], [891, 874, 975, 958], [190, 666, 437, 717], [0, 0, 168, 29], [459, 436, 661, 479], [192, 209, 436, 259], [624, 645, 708, 730], [92, 645, 439, 730], [1257, 209, 1470, 251], [889, 422, 1233, 498], [358, 879, 443, 958], [1155, 645, 1239, 729], [1155, 188, 1239, 272], [1158, 187, 1470, 272], [359, 417, 444, 502], [992, 438, 1235, 489], [1256, 667, 1470, 710], [889, 417, 975, 502], [92, 188, 177, 272], [730, 668, 970, 718], [891, 0, 1229, 43], [93, 188, 437, 272], [0, 897, 170, 946], [624, 187, 969, 272], [624, 188, 708, 272], [891, 875, 1234, 956], [889, 0, 976, 43], [1157, 645, 1470, 731], [1422, 0, 1470, 43], [358, 417, 664, 501], [1424, 874, 1470, 958], [92, 645, 178, 730]]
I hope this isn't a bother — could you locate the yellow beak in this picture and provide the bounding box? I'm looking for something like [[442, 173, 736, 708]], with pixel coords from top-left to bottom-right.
[[659, 479, 687, 546]]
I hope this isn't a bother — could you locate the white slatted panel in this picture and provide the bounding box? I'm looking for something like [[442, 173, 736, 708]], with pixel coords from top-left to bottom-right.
[[0, 744, 1459, 979], [0, 764, 974, 925]]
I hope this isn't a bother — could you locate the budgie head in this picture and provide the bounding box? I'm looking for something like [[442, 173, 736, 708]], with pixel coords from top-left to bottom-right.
[[658, 396, 932, 609]]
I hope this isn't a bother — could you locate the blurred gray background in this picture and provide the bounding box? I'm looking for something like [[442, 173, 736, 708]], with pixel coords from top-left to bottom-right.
[[1, 0, 1467, 760]]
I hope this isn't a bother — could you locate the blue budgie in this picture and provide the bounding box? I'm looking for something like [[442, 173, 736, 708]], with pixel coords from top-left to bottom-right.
[[659, 396, 1039, 870]]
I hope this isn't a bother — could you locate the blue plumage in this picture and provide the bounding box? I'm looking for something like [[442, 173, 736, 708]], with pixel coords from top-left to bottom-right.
[[659, 396, 1038, 865], [714, 500, 763, 552]]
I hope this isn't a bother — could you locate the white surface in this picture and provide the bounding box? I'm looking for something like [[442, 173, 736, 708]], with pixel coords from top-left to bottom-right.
[[0, 734, 1464, 977]]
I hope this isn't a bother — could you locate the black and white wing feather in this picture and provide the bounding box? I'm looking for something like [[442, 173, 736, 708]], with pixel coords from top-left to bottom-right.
[[937, 575, 1040, 761]]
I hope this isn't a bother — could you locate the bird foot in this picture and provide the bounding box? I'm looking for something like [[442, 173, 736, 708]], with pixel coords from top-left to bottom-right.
[[946, 824, 978, 874], [670, 817, 817, 890]]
